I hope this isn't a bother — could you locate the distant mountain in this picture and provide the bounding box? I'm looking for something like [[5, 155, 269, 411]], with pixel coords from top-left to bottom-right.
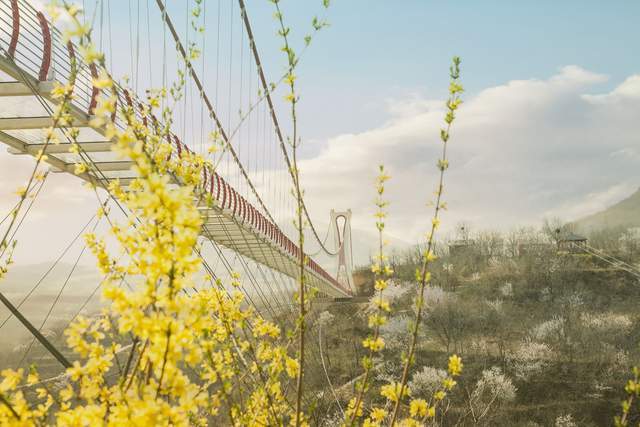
[[574, 188, 640, 232], [0, 263, 103, 348]]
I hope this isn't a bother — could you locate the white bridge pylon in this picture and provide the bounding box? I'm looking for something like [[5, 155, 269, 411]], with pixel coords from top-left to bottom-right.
[[330, 209, 355, 293], [0, 0, 352, 298]]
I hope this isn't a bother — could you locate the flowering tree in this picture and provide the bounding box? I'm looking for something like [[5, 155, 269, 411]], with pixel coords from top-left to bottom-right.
[[462, 367, 517, 425]]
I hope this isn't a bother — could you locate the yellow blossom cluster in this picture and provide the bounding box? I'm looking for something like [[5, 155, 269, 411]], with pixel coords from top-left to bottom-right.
[[372, 354, 462, 426], [345, 165, 395, 425], [615, 366, 640, 426], [347, 58, 465, 427]]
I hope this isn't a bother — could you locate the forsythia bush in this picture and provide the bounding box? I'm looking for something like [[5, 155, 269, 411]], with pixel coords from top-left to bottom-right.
[[0, 3, 301, 425]]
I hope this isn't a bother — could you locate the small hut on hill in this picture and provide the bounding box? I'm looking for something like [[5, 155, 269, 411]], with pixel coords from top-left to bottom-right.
[[557, 232, 588, 253]]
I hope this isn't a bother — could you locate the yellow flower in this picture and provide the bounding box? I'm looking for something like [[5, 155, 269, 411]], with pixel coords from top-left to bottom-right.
[[59, 384, 73, 402], [26, 372, 39, 386], [368, 314, 387, 328], [427, 406, 436, 418], [363, 336, 385, 352], [409, 398, 428, 418], [254, 318, 280, 338], [398, 419, 421, 427], [380, 382, 407, 402], [0, 369, 22, 393], [423, 250, 437, 262], [448, 354, 463, 376], [442, 378, 457, 390], [285, 358, 299, 378], [74, 162, 87, 175], [36, 149, 49, 162], [370, 407, 386, 422], [346, 397, 363, 418], [374, 297, 390, 312], [92, 72, 113, 89], [374, 279, 388, 291], [15, 187, 27, 197], [284, 73, 296, 85]]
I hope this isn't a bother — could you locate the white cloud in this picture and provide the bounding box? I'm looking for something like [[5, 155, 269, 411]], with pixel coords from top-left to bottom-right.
[[298, 66, 640, 260], [584, 75, 640, 103], [1, 66, 639, 267]]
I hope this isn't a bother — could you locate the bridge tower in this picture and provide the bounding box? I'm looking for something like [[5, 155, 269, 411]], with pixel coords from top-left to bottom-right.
[[330, 209, 355, 293]]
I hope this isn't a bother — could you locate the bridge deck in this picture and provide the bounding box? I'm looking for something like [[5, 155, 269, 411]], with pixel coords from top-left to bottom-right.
[[0, 0, 351, 298]]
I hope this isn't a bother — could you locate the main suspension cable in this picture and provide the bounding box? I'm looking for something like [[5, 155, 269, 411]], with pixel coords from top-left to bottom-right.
[[237, 0, 339, 257]]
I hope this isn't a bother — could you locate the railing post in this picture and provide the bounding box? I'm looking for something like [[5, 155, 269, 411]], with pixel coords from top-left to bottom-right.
[[88, 63, 99, 115], [36, 12, 52, 81], [8, 0, 20, 58]]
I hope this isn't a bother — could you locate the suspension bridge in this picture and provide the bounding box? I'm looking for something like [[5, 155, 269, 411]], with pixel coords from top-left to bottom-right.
[[0, 0, 356, 375]]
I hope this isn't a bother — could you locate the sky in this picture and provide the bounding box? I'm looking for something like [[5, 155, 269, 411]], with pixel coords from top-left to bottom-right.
[[248, 0, 640, 140], [249, 0, 640, 255], [1, 0, 639, 266]]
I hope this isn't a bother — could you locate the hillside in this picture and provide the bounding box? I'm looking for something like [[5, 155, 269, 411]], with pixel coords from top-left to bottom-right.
[[323, 229, 640, 426], [574, 187, 640, 232]]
